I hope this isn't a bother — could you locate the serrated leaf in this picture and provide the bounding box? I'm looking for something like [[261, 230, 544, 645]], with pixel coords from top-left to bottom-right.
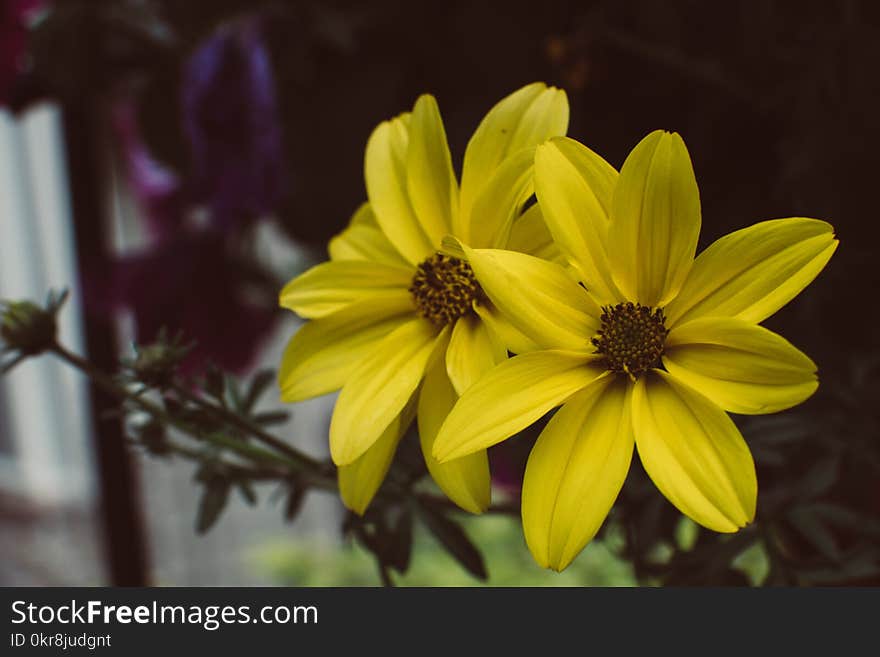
[[417, 502, 487, 580], [196, 479, 230, 534]]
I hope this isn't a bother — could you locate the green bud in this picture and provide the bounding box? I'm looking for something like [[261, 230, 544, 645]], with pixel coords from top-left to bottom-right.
[[0, 300, 58, 355], [131, 415, 170, 456], [126, 330, 192, 388]]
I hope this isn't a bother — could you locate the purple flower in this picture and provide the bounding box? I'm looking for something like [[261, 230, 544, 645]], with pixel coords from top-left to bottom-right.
[[111, 100, 184, 240], [181, 17, 286, 230], [0, 0, 43, 107], [98, 15, 287, 375], [108, 235, 278, 376]]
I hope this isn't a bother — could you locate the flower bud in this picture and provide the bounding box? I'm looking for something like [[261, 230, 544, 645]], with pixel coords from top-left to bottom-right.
[[0, 300, 58, 355], [126, 331, 192, 389]]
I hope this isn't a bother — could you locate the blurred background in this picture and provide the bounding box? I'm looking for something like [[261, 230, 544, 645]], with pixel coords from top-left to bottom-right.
[[0, 0, 878, 586]]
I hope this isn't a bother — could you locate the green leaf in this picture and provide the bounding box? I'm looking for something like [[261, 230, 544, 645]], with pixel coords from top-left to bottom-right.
[[226, 376, 243, 411], [252, 410, 290, 426], [46, 288, 69, 313], [788, 506, 840, 562], [284, 482, 307, 522], [809, 503, 880, 540], [386, 509, 414, 574], [748, 415, 813, 445], [203, 363, 225, 403], [674, 516, 699, 552], [800, 550, 880, 585], [417, 501, 487, 580], [237, 481, 258, 506], [243, 369, 276, 414], [196, 479, 230, 534], [798, 457, 840, 500]]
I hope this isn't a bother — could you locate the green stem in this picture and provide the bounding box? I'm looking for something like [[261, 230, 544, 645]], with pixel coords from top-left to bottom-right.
[[170, 382, 324, 472], [51, 343, 304, 472], [51, 341, 508, 514], [153, 437, 288, 480]]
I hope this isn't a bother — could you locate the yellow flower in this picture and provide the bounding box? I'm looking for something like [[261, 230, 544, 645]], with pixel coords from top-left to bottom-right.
[[433, 131, 838, 571], [278, 83, 569, 515]]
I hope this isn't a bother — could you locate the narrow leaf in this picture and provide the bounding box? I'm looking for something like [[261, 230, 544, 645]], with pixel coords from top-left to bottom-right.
[[252, 410, 290, 426], [196, 479, 230, 534], [237, 481, 258, 506], [284, 482, 307, 522], [417, 501, 487, 580], [788, 506, 840, 562], [387, 509, 414, 574], [243, 369, 276, 413]]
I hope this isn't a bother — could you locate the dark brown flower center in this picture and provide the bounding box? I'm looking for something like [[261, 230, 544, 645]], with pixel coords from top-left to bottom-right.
[[409, 254, 483, 326], [591, 302, 668, 380]]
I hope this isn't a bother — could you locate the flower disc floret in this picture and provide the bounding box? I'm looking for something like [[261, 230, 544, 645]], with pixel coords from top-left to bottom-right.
[[409, 254, 484, 326], [591, 302, 668, 380]]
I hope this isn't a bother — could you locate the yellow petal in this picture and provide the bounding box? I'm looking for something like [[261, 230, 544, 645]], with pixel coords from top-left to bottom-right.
[[505, 203, 563, 263], [446, 313, 507, 396], [365, 114, 435, 264], [406, 95, 458, 247], [330, 318, 445, 465], [279, 260, 412, 319], [458, 83, 569, 238], [523, 376, 633, 571], [473, 299, 542, 355], [633, 371, 757, 532], [418, 361, 491, 514], [338, 398, 416, 515], [665, 218, 839, 326], [463, 245, 601, 350], [328, 203, 410, 267], [608, 131, 701, 307], [534, 137, 620, 302], [279, 294, 414, 402], [433, 350, 605, 462], [468, 148, 535, 248], [663, 317, 818, 415]]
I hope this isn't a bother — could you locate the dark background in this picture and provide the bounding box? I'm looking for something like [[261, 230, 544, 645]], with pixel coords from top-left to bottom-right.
[[5, 0, 879, 585]]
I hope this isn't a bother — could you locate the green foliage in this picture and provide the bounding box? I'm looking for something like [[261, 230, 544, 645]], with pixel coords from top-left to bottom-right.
[[252, 515, 636, 587], [5, 290, 878, 586]]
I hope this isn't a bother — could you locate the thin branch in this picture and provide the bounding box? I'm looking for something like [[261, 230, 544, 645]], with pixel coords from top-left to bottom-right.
[[170, 381, 325, 472], [51, 342, 308, 473]]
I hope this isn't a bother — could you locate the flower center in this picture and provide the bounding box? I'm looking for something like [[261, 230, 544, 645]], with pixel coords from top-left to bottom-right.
[[591, 302, 668, 380], [409, 254, 483, 326]]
